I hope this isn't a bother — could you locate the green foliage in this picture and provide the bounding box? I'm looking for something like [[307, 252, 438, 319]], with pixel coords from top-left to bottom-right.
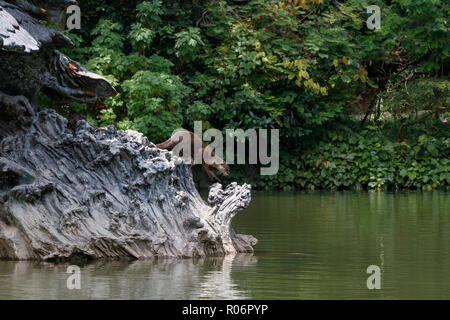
[[174, 27, 205, 62], [135, 0, 163, 27], [383, 78, 449, 117], [45, 0, 448, 190], [122, 71, 190, 141], [259, 126, 450, 191], [91, 19, 124, 50]]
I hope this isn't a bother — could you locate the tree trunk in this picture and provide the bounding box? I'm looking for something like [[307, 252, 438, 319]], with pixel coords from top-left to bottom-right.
[[0, 102, 257, 261]]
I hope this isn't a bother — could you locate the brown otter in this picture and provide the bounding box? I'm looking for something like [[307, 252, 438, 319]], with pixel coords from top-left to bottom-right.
[[156, 130, 230, 182]]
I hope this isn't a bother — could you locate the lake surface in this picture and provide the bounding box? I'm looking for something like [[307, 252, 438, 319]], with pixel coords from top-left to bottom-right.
[[0, 191, 449, 299]]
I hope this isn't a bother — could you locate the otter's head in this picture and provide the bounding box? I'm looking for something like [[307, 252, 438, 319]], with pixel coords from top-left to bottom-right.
[[215, 162, 230, 176], [204, 148, 230, 176]]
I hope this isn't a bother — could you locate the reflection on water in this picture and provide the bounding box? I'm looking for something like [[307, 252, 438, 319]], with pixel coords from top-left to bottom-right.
[[0, 255, 256, 300], [0, 191, 449, 299]]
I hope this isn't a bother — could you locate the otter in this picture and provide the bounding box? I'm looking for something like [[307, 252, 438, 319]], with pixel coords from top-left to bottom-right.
[[155, 130, 230, 182]]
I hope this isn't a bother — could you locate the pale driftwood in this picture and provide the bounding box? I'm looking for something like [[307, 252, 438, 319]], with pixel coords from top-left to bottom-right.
[[0, 108, 257, 260]]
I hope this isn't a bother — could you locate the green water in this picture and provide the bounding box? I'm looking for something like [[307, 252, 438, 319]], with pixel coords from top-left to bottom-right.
[[0, 191, 449, 299]]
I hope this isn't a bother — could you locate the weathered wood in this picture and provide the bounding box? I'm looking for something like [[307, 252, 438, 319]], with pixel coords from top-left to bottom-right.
[[0, 109, 256, 260], [0, 1, 257, 260]]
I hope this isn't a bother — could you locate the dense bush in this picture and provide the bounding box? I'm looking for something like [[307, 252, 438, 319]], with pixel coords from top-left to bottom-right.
[[258, 125, 450, 190], [44, 0, 448, 190]]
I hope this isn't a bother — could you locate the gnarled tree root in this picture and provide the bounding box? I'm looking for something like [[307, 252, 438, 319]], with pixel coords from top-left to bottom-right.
[[0, 101, 257, 261]]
